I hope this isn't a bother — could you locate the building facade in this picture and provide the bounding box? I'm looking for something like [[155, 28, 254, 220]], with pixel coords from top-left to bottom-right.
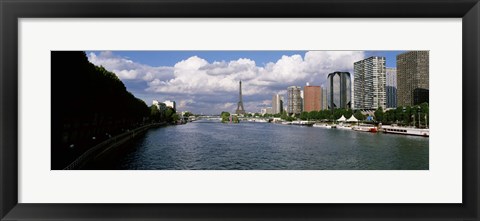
[[396, 51, 429, 106], [261, 107, 273, 115], [386, 67, 397, 108], [353, 56, 386, 110], [327, 72, 351, 110], [271, 94, 283, 114], [153, 100, 167, 111], [163, 100, 176, 110], [322, 87, 327, 110], [303, 85, 322, 112], [287, 86, 303, 114]]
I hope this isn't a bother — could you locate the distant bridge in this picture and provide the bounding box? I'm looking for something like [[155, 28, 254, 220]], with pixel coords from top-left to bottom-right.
[[196, 116, 222, 121]]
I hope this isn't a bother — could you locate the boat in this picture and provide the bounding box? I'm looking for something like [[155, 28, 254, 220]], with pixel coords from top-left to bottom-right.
[[281, 121, 292, 125], [291, 120, 314, 126], [313, 123, 336, 129], [352, 125, 378, 133], [381, 125, 429, 137], [336, 125, 353, 130]]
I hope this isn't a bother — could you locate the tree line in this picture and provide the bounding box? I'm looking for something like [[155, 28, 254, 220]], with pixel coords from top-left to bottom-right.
[[52, 51, 175, 169], [248, 102, 429, 126]]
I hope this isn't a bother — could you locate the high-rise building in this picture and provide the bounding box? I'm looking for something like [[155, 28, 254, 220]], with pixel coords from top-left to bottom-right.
[[353, 56, 386, 110], [287, 86, 302, 114], [272, 94, 283, 114], [327, 72, 351, 110], [303, 85, 322, 112], [397, 51, 429, 106], [322, 87, 327, 110], [386, 67, 397, 108]]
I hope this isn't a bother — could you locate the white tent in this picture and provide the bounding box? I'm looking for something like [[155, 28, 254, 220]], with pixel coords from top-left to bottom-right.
[[337, 115, 347, 122], [347, 115, 359, 122]]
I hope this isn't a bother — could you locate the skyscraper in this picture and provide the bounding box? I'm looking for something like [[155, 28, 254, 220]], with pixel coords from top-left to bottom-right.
[[386, 67, 397, 108], [353, 56, 386, 110], [303, 85, 322, 112], [327, 72, 351, 110], [396, 51, 429, 106], [272, 94, 283, 114], [322, 87, 327, 110], [287, 86, 302, 114]]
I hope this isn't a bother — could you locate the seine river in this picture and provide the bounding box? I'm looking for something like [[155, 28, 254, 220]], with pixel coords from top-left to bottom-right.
[[100, 120, 429, 170]]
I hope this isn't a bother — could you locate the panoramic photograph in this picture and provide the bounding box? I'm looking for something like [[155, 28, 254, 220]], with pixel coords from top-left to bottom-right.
[[51, 50, 429, 170]]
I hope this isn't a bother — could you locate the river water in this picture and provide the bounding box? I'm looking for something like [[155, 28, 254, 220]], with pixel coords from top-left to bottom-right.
[[103, 120, 429, 170]]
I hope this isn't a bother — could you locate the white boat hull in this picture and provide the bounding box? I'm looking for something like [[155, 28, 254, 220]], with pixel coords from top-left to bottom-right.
[[313, 124, 334, 129], [352, 125, 377, 133], [336, 125, 352, 130], [382, 126, 429, 137]]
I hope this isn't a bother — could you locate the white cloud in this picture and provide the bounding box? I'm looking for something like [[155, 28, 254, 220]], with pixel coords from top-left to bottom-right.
[[177, 99, 195, 110], [88, 51, 174, 81], [88, 51, 366, 114]]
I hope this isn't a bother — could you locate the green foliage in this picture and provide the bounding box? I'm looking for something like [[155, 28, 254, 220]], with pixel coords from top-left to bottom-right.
[[221, 111, 231, 123], [163, 107, 177, 123], [354, 110, 366, 120], [220, 111, 240, 123], [183, 111, 192, 117], [273, 105, 428, 125], [172, 114, 180, 122], [299, 112, 309, 120], [150, 105, 161, 122], [374, 106, 384, 122], [231, 115, 240, 123], [376, 104, 429, 126], [51, 51, 151, 169]]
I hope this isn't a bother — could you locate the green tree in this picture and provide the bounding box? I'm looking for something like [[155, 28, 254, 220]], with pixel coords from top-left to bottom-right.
[[172, 114, 180, 122], [183, 111, 192, 117], [333, 109, 344, 120], [232, 115, 240, 123], [403, 106, 412, 125], [354, 110, 365, 121], [150, 105, 160, 122], [419, 102, 429, 127], [221, 111, 231, 123], [51, 51, 150, 169], [374, 107, 384, 122], [164, 107, 176, 123], [299, 112, 309, 120], [344, 109, 353, 118]]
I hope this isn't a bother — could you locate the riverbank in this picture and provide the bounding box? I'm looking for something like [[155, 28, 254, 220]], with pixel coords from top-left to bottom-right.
[[63, 123, 166, 170]]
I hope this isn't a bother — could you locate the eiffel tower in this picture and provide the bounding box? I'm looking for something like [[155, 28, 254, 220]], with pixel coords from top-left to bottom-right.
[[235, 81, 246, 115]]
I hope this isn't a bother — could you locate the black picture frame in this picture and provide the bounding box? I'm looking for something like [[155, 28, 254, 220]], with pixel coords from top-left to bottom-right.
[[1, 0, 479, 220]]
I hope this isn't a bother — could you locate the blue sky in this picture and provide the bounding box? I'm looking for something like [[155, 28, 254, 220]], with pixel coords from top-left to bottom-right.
[[88, 50, 403, 68], [87, 50, 405, 114]]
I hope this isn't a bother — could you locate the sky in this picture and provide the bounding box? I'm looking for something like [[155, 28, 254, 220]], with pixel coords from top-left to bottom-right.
[[87, 50, 405, 115]]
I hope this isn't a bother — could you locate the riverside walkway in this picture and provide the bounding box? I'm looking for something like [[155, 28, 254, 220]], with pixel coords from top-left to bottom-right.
[[63, 123, 164, 170]]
